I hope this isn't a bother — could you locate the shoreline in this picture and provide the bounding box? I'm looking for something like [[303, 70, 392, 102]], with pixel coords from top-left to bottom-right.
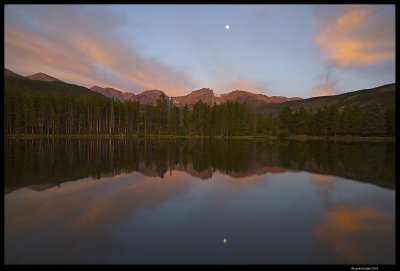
[[286, 135, 395, 142], [4, 134, 395, 142]]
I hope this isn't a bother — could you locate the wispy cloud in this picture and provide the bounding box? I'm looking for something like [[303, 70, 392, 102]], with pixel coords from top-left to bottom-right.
[[314, 5, 395, 67], [312, 69, 337, 97], [199, 59, 269, 94], [4, 5, 195, 96]]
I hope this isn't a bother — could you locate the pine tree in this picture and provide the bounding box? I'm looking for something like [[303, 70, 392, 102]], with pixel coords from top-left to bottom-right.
[[385, 106, 395, 136], [364, 102, 386, 136], [279, 106, 294, 135], [293, 106, 309, 135]]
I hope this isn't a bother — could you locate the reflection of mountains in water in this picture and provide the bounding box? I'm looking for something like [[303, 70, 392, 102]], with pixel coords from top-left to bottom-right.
[[4, 139, 395, 193]]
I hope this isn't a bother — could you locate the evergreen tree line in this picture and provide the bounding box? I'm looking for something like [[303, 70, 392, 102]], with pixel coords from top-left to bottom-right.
[[277, 104, 395, 137], [4, 88, 259, 136], [4, 86, 395, 137]]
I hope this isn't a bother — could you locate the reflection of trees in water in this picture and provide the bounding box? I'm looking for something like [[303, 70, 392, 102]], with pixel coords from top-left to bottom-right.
[[314, 204, 395, 264], [4, 139, 395, 190]]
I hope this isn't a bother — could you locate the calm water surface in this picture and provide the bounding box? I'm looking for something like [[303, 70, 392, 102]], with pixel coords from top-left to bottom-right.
[[4, 139, 395, 264]]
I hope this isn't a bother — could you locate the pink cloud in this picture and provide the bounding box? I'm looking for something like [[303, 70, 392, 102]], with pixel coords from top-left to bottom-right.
[[314, 5, 395, 67], [312, 70, 337, 97], [313, 85, 334, 97], [4, 6, 195, 96]]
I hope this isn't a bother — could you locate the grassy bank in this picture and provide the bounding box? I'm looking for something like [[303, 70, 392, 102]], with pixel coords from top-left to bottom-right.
[[4, 133, 277, 140], [4, 133, 395, 142], [286, 135, 395, 142], [5, 133, 137, 139]]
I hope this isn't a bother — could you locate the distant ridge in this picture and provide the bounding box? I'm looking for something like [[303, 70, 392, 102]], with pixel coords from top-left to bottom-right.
[[172, 88, 215, 105], [4, 68, 24, 78], [90, 86, 137, 101], [136, 90, 167, 104], [260, 83, 396, 116], [4, 70, 105, 98], [4, 68, 301, 106], [215, 90, 302, 107], [171, 88, 302, 108], [26, 72, 63, 82], [90, 85, 302, 107]]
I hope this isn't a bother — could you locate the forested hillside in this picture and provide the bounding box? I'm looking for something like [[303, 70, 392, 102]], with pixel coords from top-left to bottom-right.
[[261, 83, 395, 116], [4, 75, 395, 137]]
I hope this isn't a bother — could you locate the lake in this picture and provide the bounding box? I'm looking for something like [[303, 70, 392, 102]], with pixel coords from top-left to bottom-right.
[[4, 138, 395, 264]]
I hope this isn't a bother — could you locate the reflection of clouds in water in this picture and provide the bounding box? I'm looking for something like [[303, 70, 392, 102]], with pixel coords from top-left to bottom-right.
[[5, 172, 201, 264], [70, 172, 195, 227], [9, 169, 272, 231], [310, 173, 332, 185], [314, 204, 395, 264], [4, 167, 396, 264], [309, 173, 335, 206], [5, 172, 194, 238]]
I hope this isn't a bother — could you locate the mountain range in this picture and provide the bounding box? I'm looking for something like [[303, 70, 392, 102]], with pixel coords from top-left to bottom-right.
[[4, 68, 301, 107], [4, 68, 395, 113], [89, 86, 303, 106]]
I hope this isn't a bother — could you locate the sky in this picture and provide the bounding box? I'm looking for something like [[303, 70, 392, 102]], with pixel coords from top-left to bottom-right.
[[4, 4, 395, 98]]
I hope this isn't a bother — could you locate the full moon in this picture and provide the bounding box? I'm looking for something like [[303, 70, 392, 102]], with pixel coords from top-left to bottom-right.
[[225, 25, 230, 30]]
